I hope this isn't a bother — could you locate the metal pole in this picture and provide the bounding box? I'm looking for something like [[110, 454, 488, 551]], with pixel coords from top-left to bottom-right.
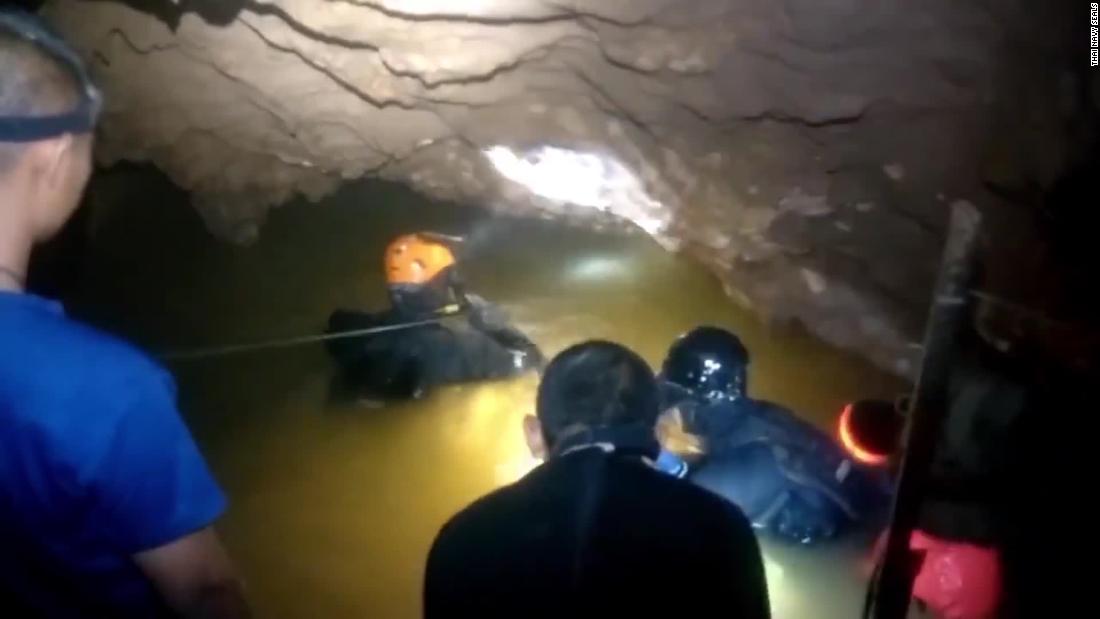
[[865, 201, 983, 619]]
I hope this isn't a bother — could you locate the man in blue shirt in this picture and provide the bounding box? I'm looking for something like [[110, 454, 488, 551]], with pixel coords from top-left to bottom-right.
[[0, 10, 249, 618]]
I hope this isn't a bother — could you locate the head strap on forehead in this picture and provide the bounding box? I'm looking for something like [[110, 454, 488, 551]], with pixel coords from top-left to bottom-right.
[[0, 10, 101, 143]]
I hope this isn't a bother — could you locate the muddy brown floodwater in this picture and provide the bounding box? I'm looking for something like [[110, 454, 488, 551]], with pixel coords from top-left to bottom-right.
[[64, 174, 907, 618]]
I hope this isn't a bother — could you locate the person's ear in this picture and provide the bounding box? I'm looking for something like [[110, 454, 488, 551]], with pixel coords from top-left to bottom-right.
[[40, 133, 74, 187], [523, 414, 547, 460], [25, 134, 93, 241], [20, 134, 62, 181]]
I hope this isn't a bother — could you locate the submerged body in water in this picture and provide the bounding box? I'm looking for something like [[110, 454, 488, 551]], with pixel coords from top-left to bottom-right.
[[67, 175, 909, 618], [660, 327, 891, 544], [325, 232, 542, 401], [326, 296, 543, 401], [681, 395, 890, 544]]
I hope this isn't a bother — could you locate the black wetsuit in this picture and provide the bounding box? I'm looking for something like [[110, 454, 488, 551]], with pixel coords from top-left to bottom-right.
[[675, 394, 891, 544], [325, 295, 543, 401], [424, 448, 770, 618]]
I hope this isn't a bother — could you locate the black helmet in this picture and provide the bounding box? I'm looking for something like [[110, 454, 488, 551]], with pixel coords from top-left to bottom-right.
[[661, 326, 749, 404]]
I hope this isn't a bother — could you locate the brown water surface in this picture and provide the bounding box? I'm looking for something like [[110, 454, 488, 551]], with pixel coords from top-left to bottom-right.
[[68, 178, 906, 618]]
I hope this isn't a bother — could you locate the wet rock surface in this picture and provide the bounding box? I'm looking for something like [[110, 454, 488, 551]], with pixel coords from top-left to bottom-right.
[[42, 0, 1090, 376]]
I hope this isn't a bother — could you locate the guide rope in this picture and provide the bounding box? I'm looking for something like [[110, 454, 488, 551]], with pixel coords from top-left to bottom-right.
[[159, 289, 1085, 364], [162, 317, 450, 362]]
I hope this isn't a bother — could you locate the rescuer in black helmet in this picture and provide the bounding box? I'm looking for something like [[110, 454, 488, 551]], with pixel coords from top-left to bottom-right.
[[658, 326, 891, 544], [661, 325, 749, 407]]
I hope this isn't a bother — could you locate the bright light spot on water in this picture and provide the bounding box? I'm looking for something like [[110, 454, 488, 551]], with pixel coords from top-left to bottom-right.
[[484, 145, 670, 236], [764, 553, 785, 583], [762, 552, 791, 614], [435, 377, 543, 487], [567, 255, 633, 282], [495, 453, 542, 485]]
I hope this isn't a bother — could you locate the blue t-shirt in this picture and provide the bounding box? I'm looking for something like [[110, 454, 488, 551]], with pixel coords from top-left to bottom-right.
[[0, 292, 227, 617]]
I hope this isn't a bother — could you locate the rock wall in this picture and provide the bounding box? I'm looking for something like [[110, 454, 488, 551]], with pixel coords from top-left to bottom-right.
[[41, 0, 1088, 376]]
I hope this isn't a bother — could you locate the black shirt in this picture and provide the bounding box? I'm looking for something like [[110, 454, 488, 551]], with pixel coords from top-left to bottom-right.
[[425, 448, 770, 618], [326, 300, 542, 400]]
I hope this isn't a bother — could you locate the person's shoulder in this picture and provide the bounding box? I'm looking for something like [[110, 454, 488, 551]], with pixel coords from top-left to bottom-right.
[[640, 460, 758, 530], [0, 297, 151, 371], [427, 479, 528, 575], [435, 479, 524, 540], [432, 462, 563, 542], [50, 314, 166, 383], [603, 457, 742, 518], [653, 461, 739, 505], [1, 310, 182, 484], [9, 308, 173, 414]]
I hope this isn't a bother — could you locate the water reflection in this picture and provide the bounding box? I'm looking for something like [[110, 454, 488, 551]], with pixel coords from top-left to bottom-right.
[[68, 177, 906, 618]]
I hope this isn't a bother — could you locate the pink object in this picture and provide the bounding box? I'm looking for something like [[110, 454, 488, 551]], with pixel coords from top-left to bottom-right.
[[909, 530, 1002, 619]]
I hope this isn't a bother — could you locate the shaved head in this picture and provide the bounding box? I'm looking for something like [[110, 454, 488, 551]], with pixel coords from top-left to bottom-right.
[[0, 11, 84, 172], [0, 10, 95, 251]]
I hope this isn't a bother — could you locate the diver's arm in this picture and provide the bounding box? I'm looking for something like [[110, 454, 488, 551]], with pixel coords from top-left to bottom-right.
[[463, 298, 544, 369], [464, 295, 506, 329], [446, 268, 474, 311]]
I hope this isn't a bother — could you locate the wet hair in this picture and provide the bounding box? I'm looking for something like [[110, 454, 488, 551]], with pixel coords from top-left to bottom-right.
[[536, 340, 661, 446], [0, 10, 84, 172]]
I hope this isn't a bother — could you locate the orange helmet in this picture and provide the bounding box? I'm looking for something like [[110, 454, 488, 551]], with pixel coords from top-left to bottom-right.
[[384, 233, 457, 286]]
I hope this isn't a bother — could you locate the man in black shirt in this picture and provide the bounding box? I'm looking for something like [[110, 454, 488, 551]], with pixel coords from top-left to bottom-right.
[[424, 340, 770, 618]]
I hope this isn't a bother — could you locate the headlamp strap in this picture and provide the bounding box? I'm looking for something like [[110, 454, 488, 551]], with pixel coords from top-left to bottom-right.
[[0, 98, 97, 142], [0, 11, 101, 143]]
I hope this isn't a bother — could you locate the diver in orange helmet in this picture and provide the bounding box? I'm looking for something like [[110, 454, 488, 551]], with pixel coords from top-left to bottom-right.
[[325, 232, 543, 402], [382, 232, 464, 318]]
